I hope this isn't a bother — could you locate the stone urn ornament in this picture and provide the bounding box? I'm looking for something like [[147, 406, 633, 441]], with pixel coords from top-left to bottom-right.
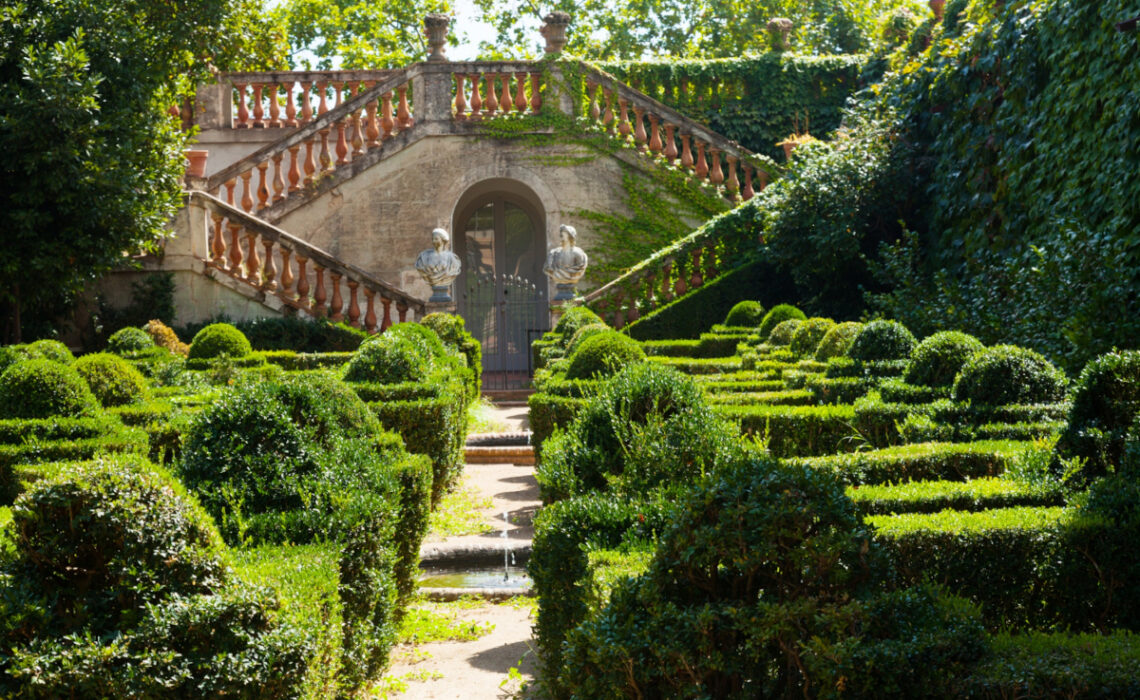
[[415, 228, 462, 302], [183, 149, 209, 178], [929, 0, 946, 20], [424, 14, 451, 62], [767, 18, 794, 51], [543, 224, 588, 301], [541, 12, 571, 53]]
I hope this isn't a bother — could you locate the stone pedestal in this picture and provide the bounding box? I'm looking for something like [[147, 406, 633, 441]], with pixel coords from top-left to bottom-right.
[[425, 299, 456, 315]]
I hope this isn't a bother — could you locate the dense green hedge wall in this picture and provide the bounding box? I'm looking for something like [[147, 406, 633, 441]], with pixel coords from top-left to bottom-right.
[[791, 440, 1027, 486]]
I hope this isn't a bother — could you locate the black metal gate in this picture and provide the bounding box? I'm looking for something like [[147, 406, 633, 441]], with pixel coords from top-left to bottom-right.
[[463, 272, 548, 391]]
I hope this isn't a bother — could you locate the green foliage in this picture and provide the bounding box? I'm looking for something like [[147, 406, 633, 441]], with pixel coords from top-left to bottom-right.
[[848, 476, 1062, 516], [553, 306, 603, 346], [383, 322, 447, 362], [0, 359, 99, 419], [188, 323, 253, 360], [848, 319, 917, 362], [723, 300, 765, 327], [767, 318, 804, 346], [1052, 350, 1140, 485], [107, 327, 155, 355], [905, 331, 985, 388], [789, 316, 836, 356], [73, 353, 149, 407], [420, 312, 482, 394], [758, 303, 807, 339], [952, 345, 1068, 407], [793, 440, 1027, 486], [815, 320, 863, 360], [563, 322, 610, 359], [527, 392, 587, 460], [719, 403, 857, 458], [343, 332, 428, 384], [25, 340, 73, 365], [564, 330, 646, 380]]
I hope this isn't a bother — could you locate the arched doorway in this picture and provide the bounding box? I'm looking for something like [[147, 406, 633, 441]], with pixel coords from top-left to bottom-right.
[[453, 179, 549, 390]]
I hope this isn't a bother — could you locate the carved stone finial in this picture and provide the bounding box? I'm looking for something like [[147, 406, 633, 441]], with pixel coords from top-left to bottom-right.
[[767, 17, 793, 51], [543, 224, 588, 301], [541, 11, 572, 53], [424, 14, 451, 62], [415, 228, 461, 302]]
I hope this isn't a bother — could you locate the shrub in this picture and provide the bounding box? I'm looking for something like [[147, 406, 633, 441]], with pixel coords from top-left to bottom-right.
[[564, 331, 646, 380], [767, 318, 804, 346], [757, 303, 806, 339], [27, 339, 74, 364], [143, 319, 189, 356], [0, 359, 100, 419], [1052, 350, 1140, 484], [420, 312, 482, 393], [719, 403, 857, 458], [383, 322, 446, 362], [905, 331, 985, 388], [0, 345, 34, 374], [953, 345, 1068, 406], [723, 300, 765, 327], [74, 353, 150, 407], [814, 320, 863, 360], [789, 317, 836, 356], [564, 322, 610, 358], [553, 306, 603, 347], [343, 332, 429, 384], [188, 323, 252, 360], [848, 319, 917, 362], [107, 326, 155, 355]]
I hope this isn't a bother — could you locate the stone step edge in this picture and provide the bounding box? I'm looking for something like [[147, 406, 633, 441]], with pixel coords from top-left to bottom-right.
[[419, 586, 533, 601], [464, 446, 535, 465], [419, 541, 532, 566]]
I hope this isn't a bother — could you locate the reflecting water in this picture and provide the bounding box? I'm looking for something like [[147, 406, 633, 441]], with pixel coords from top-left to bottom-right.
[[419, 566, 531, 589]]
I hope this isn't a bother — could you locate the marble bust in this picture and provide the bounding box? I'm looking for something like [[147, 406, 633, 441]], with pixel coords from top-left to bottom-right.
[[543, 224, 588, 300], [415, 228, 462, 303]]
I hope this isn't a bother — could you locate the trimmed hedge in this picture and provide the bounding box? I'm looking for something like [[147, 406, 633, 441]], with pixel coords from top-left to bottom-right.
[[789, 317, 836, 357], [640, 339, 700, 356], [953, 345, 1068, 406], [564, 331, 646, 380], [343, 332, 429, 384], [421, 313, 483, 396], [848, 320, 917, 362], [261, 350, 354, 371], [791, 440, 1029, 486], [528, 392, 587, 460], [814, 320, 863, 360], [757, 303, 807, 340], [1052, 350, 1140, 484], [74, 353, 150, 407], [905, 331, 985, 388], [107, 326, 155, 355], [805, 375, 876, 404], [647, 356, 742, 374], [717, 403, 857, 457], [767, 318, 804, 346], [723, 300, 765, 327], [879, 377, 951, 404], [553, 307, 603, 344], [188, 323, 252, 360], [848, 477, 1063, 515], [0, 359, 100, 420]]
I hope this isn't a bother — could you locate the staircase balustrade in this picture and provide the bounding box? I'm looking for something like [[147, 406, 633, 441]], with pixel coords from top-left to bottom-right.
[[187, 191, 423, 331], [220, 71, 401, 129]]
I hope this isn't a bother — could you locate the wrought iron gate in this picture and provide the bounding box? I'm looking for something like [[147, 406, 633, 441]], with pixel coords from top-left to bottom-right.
[[463, 272, 548, 391]]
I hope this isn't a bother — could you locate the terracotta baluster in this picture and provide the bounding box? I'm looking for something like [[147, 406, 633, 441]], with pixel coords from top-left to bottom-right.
[[689, 248, 703, 287], [396, 300, 409, 323], [303, 138, 317, 185], [742, 164, 755, 201], [313, 265, 327, 316], [674, 267, 687, 297], [296, 255, 311, 307], [252, 83, 265, 128], [224, 179, 236, 206], [726, 156, 740, 199], [363, 289, 378, 333], [632, 107, 647, 150], [695, 141, 709, 179], [287, 145, 302, 193], [350, 108, 365, 158], [648, 115, 663, 154], [335, 117, 349, 166], [757, 168, 770, 191], [256, 161, 270, 208], [514, 73, 527, 112], [470, 75, 483, 118], [679, 76, 689, 105], [709, 148, 724, 185], [529, 73, 542, 112], [396, 84, 412, 129], [485, 75, 499, 116], [245, 231, 261, 284], [299, 81, 313, 125], [271, 153, 286, 202], [454, 73, 467, 120], [262, 239, 277, 290], [643, 273, 656, 310], [316, 81, 329, 116], [318, 126, 332, 172], [228, 221, 243, 273], [380, 297, 393, 331], [365, 83, 380, 148], [268, 83, 281, 127], [279, 248, 295, 298], [380, 92, 395, 139], [284, 82, 298, 127], [346, 281, 361, 327], [332, 81, 343, 109], [328, 272, 344, 321], [498, 75, 511, 114], [680, 133, 694, 170], [611, 291, 625, 329], [617, 98, 631, 137], [239, 170, 254, 211], [663, 124, 678, 163], [660, 260, 674, 302], [627, 298, 640, 324], [211, 213, 226, 265], [234, 83, 249, 128], [587, 82, 600, 121], [602, 90, 615, 133], [704, 243, 718, 280]]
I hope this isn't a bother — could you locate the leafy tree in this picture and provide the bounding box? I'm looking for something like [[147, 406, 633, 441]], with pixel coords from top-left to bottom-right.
[[0, 0, 254, 342]]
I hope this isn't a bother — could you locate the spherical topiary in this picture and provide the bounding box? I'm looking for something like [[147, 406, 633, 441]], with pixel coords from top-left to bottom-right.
[[74, 353, 150, 407], [814, 322, 863, 361], [767, 319, 804, 347], [267, 373, 383, 445], [565, 323, 610, 358], [789, 318, 836, 357], [0, 345, 35, 375], [723, 301, 766, 327], [27, 339, 74, 364], [757, 304, 807, 339], [1052, 350, 1140, 483], [904, 331, 985, 388], [382, 322, 446, 362], [188, 323, 252, 360], [952, 345, 1068, 406], [847, 320, 917, 362], [107, 327, 155, 355], [554, 307, 604, 348], [565, 330, 646, 380], [0, 359, 100, 419], [343, 332, 429, 384]]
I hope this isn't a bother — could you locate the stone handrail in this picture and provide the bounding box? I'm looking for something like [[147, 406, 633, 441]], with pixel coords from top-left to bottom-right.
[[187, 190, 425, 330], [204, 67, 418, 214]]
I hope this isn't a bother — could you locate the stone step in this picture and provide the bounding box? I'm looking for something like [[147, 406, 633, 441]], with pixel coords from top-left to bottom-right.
[[464, 446, 534, 465]]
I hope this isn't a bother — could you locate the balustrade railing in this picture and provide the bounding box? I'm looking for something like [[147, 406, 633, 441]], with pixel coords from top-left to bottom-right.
[[449, 62, 545, 120], [186, 191, 424, 330], [221, 71, 401, 129]]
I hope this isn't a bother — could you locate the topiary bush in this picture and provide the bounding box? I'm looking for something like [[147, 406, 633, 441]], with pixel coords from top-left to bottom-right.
[[554, 307, 604, 348], [383, 322, 446, 362], [757, 303, 807, 339], [905, 331, 985, 388], [27, 339, 74, 365], [564, 331, 646, 380], [0, 359, 100, 419], [953, 345, 1069, 406], [564, 322, 610, 358], [815, 321, 864, 360], [789, 317, 836, 357], [188, 323, 252, 360], [143, 319, 189, 356], [421, 313, 482, 393], [1051, 350, 1140, 484], [767, 318, 804, 346], [848, 319, 917, 362], [74, 353, 150, 407], [343, 332, 430, 384], [107, 327, 155, 355], [723, 300, 766, 327]]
